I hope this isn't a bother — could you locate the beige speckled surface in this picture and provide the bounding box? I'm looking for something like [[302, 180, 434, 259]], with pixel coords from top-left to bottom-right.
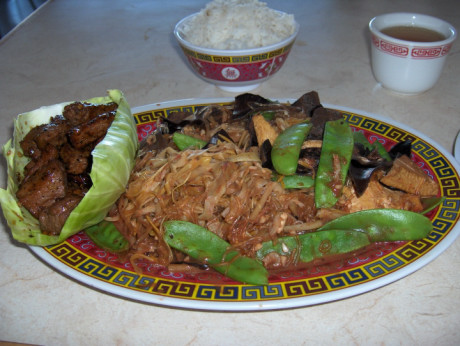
[[1, 0, 459, 344]]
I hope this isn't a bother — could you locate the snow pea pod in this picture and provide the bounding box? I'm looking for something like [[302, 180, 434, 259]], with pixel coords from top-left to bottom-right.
[[318, 209, 432, 241], [163, 220, 268, 285], [315, 119, 354, 208], [272, 173, 314, 189], [85, 221, 129, 253], [256, 229, 370, 264], [172, 132, 207, 150], [271, 121, 312, 175]]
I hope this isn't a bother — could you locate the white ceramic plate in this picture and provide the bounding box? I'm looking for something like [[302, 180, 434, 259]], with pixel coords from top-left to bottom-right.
[[29, 98, 460, 311], [455, 130, 460, 163]]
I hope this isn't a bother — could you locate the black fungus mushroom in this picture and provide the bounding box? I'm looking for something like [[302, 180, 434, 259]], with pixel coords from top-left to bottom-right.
[[348, 139, 413, 196], [232, 93, 273, 119]]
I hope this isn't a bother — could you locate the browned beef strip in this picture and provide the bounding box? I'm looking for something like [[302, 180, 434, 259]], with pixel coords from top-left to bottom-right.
[[15, 101, 117, 235], [68, 112, 115, 149], [59, 142, 91, 175], [67, 174, 92, 195], [20, 115, 70, 159], [35, 115, 70, 149], [63, 102, 118, 127], [20, 125, 43, 160], [22, 144, 59, 183], [16, 160, 67, 218], [38, 194, 83, 235]]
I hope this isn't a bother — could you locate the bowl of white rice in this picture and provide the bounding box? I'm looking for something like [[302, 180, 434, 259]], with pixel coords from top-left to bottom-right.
[[174, 0, 299, 92]]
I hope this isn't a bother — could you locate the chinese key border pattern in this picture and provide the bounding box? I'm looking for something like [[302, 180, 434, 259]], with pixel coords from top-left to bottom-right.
[[179, 42, 295, 64], [44, 107, 460, 302]]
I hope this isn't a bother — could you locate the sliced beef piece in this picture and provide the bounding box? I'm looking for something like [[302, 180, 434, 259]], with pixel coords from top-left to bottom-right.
[[20, 115, 70, 159], [34, 114, 70, 149], [308, 107, 343, 140], [20, 125, 43, 160], [59, 142, 91, 175], [16, 160, 67, 217], [38, 194, 83, 235], [63, 102, 118, 127], [22, 144, 59, 183], [68, 112, 115, 149], [67, 174, 92, 195]]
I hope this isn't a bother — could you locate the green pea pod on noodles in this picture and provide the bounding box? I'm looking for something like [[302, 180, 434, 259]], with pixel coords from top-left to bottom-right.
[[318, 209, 432, 241], [0, 89, 139, 246], [315, 119, 353, 208]]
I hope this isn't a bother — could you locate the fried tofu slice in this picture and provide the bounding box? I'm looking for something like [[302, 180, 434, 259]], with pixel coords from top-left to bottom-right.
[[339, 178, 424, 214], [380, 155, 439, 197], [252, 114, 279, 147]]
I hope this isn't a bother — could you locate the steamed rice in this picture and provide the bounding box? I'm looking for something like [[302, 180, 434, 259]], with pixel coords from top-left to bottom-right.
[[180, 0, 296, 50]]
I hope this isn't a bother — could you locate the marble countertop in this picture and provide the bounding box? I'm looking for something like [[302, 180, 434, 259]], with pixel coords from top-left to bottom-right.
[[1, 0, 459, 344]]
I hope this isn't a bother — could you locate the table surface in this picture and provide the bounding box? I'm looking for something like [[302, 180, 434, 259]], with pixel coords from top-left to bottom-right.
[[1, 0, 459, 344]]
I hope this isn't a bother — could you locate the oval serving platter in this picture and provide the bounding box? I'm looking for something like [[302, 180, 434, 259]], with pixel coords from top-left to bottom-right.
[[29, 98, 460, 311]]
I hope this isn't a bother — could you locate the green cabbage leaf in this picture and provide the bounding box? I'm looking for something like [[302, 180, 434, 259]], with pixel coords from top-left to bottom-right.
[[0, 89, 138, 246]]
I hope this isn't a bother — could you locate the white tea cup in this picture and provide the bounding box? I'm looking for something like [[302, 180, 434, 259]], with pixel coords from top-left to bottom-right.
[[369, 13, 456, 94]]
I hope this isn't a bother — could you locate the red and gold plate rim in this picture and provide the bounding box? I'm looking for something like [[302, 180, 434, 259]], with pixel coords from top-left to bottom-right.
[[29, 99, 460, 311]]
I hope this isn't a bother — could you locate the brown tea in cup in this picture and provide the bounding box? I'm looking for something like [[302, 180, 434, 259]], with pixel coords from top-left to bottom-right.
[[369, 13, 457, 94], [381, 26, 446, 42]]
